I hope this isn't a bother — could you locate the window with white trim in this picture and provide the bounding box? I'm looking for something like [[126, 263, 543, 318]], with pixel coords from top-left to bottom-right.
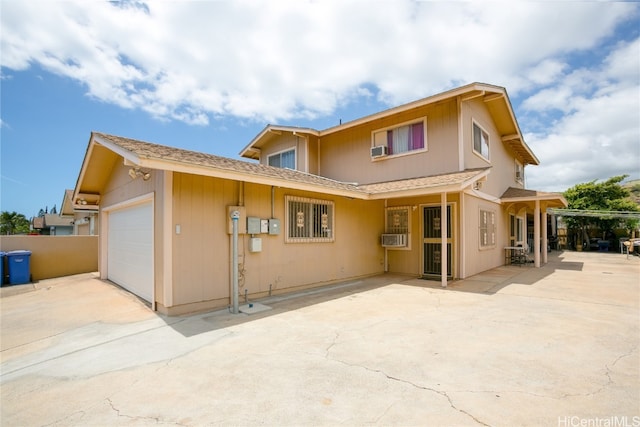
[[372, 118, 426, 156], [285, 195, 334, 242], [268, 149, 295, 169], [515, 160, 524, 183], [479, 209, 495, 248], [473, 122, 490, 160]]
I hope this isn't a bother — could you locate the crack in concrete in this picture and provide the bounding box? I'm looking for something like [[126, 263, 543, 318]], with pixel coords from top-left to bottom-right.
[[560, 344, 639, 399], [106, 397, 164, 424], [379, 371, 490, 426], [324, 333, 489, 426], [325, 330, 340, 358]]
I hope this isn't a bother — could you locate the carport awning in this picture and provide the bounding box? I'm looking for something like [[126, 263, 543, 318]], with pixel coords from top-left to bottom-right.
[[547, 208, 640, 219], [501, 187, 567, 209]]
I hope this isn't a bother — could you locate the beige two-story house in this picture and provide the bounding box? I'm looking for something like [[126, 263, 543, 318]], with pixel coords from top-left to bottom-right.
[[73, 82, 566, 315]]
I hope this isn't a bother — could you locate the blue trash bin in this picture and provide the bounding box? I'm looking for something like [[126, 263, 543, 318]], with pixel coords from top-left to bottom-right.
[[7, 250, 32, 285], [0, 251, 5, 285]]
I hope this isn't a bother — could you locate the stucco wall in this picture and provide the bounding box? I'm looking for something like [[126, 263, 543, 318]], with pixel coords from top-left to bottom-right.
[[0, 235, 98, 282]]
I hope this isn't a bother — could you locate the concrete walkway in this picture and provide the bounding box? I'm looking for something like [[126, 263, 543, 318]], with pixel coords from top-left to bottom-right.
[[1, 251, 638, 426]]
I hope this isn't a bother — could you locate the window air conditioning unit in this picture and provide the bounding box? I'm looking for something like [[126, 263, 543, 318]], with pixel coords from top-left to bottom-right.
[[381, 233, 407, 247], [371, 146, 388, 158], [515, 171, 522, 180]]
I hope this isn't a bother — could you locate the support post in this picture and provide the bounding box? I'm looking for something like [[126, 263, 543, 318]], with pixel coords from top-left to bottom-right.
[[441, 192, 448, 288], [542, 205, 548, 264], [534, 200, 541, 268]]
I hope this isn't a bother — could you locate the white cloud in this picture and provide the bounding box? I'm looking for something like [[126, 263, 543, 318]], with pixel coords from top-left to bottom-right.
[[524, 37, 640, 192], [1, 0, 638, 191], [2, 0, 636, 123]]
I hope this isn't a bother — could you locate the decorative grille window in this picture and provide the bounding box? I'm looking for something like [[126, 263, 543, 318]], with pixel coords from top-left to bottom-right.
[[385, 206, 410, 234], [285, 195, 334, 243], [480, 209, 496, 248], [383, 206, 410, 249]]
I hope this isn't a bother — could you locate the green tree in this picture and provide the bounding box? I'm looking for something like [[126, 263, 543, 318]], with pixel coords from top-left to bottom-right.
[[564, 175, 640, 245], [0, 211, 31, 235]]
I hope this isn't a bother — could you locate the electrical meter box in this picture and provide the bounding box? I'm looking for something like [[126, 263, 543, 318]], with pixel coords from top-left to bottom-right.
[[249, 237, 262, 252], [227, 206, 246, 234], [247, 217, 261, 234], [269, 218, 281, 235]]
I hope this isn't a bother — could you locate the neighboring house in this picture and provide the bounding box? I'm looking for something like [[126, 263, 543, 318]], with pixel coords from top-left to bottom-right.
[[31, 191, 75, 235], [61, 189, 99, 235], [31, 190, 98, 235], [72, 82, 566, 315]]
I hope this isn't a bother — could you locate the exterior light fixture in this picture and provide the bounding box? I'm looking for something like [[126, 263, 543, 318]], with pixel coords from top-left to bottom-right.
[[129, 167, 151, 181]]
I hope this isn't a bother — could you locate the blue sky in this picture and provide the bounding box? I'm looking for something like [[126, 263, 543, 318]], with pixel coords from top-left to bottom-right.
[[1, 1, 639, 218]]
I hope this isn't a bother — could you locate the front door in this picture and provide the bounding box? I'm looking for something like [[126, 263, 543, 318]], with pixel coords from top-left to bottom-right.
[[423, 206, 452, 277]]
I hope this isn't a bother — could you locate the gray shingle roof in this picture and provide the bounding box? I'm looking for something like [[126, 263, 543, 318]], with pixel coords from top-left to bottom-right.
[[501, 187, 564, 200], [358, 168, 490, 194], [93, 132, 489, 198], [93, 132, 362, 194]]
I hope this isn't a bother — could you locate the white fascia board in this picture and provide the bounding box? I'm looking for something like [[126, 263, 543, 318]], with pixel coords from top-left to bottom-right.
[[366, 183, 467, 200], [73, 139, 96, 203], [239, 125, 320, 158], [92, 134, 141, 166], [320, 83, 500, 136]]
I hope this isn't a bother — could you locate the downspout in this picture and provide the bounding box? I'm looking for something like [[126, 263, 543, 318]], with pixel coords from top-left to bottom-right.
[[239, 181, 245, 207], [271, 186, 275, 218]]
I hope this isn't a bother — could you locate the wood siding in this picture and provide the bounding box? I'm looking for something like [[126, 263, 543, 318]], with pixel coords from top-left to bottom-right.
[[462, 98, 524, 196], [169, 173, 386, 314], [319, 99, 459, 184]]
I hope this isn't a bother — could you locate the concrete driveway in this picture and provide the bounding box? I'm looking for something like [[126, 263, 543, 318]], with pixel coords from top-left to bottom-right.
[[1, 251, 638, 426]]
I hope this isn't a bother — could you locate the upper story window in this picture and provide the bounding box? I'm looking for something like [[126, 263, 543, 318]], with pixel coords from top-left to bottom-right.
[[372, 118, 427, 157], [473, 122, 490, 161], [268, 149, 295, 169], [515, 160, 524, 183]]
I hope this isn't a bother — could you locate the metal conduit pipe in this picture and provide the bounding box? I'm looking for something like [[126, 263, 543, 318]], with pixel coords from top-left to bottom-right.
[[230, 210, 240, 314]]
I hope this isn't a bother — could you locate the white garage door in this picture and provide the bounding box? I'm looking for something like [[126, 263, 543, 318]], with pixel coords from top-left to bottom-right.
[[107, 202, 153, 303]]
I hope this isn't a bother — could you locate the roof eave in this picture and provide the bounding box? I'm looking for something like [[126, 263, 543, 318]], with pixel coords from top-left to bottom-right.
[[501, 194, 568, 207], [366, 183, 465, 200], [239, 125, 320, 159], [136, 156, 368, 200], [319, 82, 504, 136]]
